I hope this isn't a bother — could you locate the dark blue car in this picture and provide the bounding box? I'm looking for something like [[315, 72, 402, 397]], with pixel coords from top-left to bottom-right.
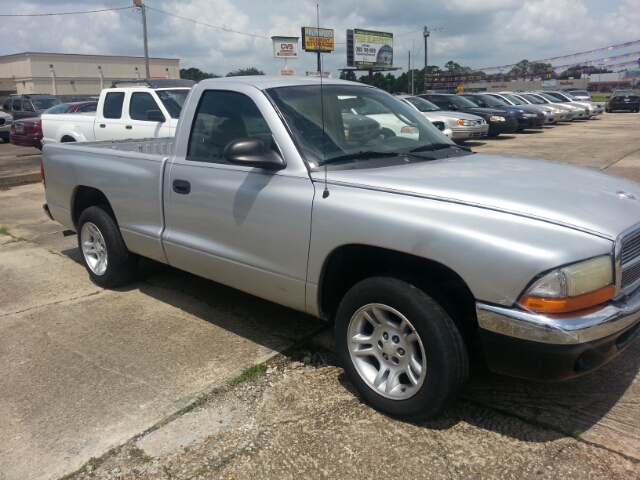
[[460, 94, 546, 131]]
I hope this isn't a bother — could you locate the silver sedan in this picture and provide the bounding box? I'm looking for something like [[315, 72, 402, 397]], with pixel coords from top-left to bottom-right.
[[399, 95, 489, 141]]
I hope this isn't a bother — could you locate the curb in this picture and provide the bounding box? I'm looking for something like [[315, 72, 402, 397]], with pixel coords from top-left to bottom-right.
[[0, 172, 41, 187]]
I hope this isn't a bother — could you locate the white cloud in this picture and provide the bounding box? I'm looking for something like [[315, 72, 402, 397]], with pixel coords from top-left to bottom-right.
[[0, 0, 637, 77]]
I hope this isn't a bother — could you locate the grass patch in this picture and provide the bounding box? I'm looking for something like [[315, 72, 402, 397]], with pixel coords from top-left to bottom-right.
[[227, 363, 267, 386], [591, 95, 609, 102], [0, 225, 10, 236], [6, 236, 27, 244], [129, 446, 153, 463]]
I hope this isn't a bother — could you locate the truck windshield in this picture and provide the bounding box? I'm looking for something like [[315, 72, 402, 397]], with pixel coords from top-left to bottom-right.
[[266, 84, 458, 169], [157, 89, 190, 118]]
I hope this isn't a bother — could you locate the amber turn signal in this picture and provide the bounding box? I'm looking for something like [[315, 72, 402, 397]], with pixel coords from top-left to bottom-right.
[[519, 284, 615, 314]]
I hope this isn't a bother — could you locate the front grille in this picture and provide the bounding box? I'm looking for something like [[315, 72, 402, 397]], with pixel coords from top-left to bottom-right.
[[620, 229, 640, 290], [0, 118, 4, 126]]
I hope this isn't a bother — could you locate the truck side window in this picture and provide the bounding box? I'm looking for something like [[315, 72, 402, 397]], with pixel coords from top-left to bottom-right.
[[187, 90, 274, 164], [130, 92, 161, 121], [12, 100, 22, 111], [103, 92, 125, 119], [3, 99, 12, 110]]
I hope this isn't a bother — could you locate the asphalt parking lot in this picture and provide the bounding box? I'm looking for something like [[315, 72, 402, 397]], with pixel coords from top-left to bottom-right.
[[1, 113, 640, 480]]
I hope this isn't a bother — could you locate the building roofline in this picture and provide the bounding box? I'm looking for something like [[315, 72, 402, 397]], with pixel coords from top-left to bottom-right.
[[0, 52, 179, 61]]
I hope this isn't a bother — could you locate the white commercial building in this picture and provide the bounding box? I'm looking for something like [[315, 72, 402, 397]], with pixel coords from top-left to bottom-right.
[[0, 52, 181, 98]]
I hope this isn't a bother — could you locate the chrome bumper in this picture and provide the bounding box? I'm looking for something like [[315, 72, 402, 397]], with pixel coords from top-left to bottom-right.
[[476, 286, 640, 345]]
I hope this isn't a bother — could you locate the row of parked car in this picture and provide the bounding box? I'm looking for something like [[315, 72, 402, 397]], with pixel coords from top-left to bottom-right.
[[2, 84, 637, 151]]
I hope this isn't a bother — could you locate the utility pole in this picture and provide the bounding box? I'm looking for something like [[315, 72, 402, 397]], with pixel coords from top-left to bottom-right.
[[133, 0, 150, 79], [423, 26, 429, 70]]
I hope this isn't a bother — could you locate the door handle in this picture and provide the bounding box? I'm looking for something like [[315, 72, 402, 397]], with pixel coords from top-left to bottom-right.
[[99, 124, 106, 128], [172, 179, 191, 195], [126, 125, 132, 130]]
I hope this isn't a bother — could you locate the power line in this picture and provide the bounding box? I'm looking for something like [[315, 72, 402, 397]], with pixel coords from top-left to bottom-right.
[[147, 6, 269, 39], [0, 7, 131, 17]]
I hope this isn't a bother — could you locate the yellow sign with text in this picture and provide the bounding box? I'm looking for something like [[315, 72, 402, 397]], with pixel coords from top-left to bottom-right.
[[301, 27, 335, 52]]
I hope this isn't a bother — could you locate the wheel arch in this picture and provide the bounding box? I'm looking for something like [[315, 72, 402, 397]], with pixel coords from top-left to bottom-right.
[[318, 244, 477, 331], [71, 186, 115, 229]]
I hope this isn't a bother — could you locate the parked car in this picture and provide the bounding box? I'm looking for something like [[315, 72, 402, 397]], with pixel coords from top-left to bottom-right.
[[42, 76, 640, 421], [2, 94, 61, 120], [542, 91, 604, 118], [420, 93, 518, 137], [522, 92, 588, 120], [45, 101, 98, 115], [605, 90, 640, 113], [485, 92, 556, 124], [459, 93, 545, 131], [10, 102, 97, 149], [563, 89, 592, 101], [399, 95, 489, 141], [508, 93, 573, 122], [0, 110, 13, 143]]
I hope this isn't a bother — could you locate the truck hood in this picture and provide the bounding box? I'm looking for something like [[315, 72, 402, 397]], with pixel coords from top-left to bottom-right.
[[312, 153, 640, 240]]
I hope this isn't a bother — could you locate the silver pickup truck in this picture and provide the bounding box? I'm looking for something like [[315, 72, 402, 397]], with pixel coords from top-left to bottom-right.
[[42, 77, 640, 420]]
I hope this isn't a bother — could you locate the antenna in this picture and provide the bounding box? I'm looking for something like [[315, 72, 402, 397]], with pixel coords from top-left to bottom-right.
[[318, 4, 329, 199]]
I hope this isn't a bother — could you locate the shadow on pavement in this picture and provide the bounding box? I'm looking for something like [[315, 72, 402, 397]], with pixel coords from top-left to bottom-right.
[[60, 250, 640, 454]]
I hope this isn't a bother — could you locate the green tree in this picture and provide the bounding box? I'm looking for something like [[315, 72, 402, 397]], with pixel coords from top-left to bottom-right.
[[509, 59, 553, 79], [226, 67, 265, 77], [444, 61, 463, 72], [179, 67, 220, 82], [339, 70, 358, 81]]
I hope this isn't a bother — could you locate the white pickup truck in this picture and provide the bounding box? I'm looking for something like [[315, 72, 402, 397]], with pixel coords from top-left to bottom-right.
[[41, 76, 640, 420], [41, 79, 193, 145]]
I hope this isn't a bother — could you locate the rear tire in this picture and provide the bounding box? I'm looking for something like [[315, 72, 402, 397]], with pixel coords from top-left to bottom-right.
[[335, 276, 469, 420], [77, 206, 138, 288]]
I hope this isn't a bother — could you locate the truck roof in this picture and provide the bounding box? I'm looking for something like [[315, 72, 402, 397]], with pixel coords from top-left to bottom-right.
[[197, 75, 368, 90]]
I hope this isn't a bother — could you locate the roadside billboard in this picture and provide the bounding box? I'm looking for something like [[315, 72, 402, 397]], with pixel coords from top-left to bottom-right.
[[347, 29, 393, 67], [301, 27, 334, 53]]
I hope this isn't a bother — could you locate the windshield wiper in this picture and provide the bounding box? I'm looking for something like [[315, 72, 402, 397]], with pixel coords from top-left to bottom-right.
[[318, 151, 399, 166], [409, 142, 469, 153]]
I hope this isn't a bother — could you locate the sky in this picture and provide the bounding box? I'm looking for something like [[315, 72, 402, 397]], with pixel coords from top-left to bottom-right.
[[1, 0, 639, 77]]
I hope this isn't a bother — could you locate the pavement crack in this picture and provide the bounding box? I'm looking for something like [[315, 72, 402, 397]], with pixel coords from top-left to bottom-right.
[[0, 290, 102, 317], [601, 145, 640, 171], [54, 339, 160, 392]]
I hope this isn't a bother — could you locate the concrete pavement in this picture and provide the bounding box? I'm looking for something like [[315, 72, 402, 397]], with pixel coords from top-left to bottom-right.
[[1, 114, 640, 479]]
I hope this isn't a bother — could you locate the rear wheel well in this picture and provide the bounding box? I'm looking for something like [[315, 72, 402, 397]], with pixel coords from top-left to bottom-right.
[[72, 186, 114, 228], [320, 245, 477, 333], [61, 135, 76, 143]]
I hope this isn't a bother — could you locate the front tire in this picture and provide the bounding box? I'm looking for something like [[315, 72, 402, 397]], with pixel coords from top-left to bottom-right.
[[335, 277, 469, 420], [77, 206, 138, 288]]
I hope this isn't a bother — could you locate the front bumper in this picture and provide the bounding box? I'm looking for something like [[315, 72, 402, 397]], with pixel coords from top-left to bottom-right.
[[10, 132, 42, 148], [488, 117, 519, 135], [516, 116, 545, 130], [476, 287, 640, 381], [450, 124, 489, 140]]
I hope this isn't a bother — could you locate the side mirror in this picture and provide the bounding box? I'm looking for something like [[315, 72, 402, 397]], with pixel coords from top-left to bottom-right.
[[223, 138, 286, 170], [146, 109, 166, 122]]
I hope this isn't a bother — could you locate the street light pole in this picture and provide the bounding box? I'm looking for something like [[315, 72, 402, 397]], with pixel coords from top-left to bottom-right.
[[133, 0, 150, 79]]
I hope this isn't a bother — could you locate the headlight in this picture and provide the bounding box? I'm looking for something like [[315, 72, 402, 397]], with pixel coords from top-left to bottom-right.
[[489, 116, 505, 122], [457, 119, 473, 126], [521, 113, 537, 117], [518, 255, 614, 314]]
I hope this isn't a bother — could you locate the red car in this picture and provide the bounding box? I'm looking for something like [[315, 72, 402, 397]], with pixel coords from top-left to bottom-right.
[[10, 101, 97, 149]]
